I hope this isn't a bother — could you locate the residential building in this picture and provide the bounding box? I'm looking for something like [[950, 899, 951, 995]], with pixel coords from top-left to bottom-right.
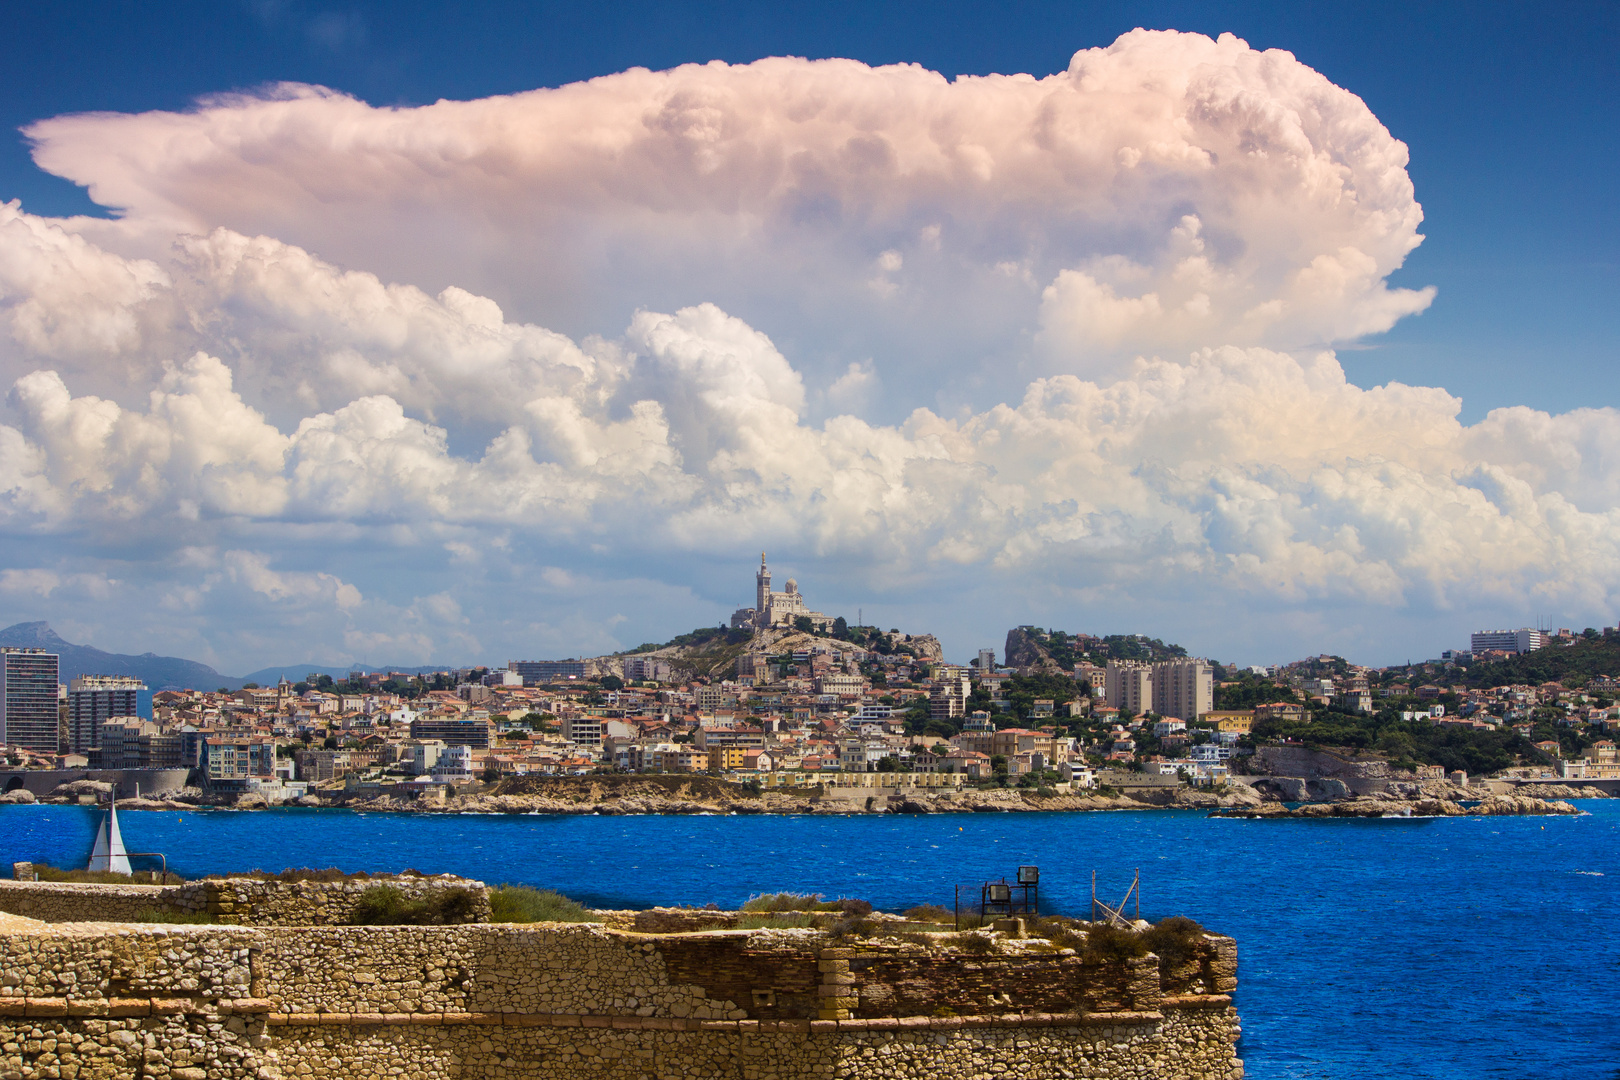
[[1151, 659, 1213, 721], [408, 717, 492, 748], [202, 737, 276, 783], [560, 716, 605, 747], [508, 660, 587, 685], [1469, 628, 1545, 655], [622, 656, 673, 683], [1104, 661, 1152, 715], [67, 675, 145, 754], [1, 647, 59, 754], [930, 672, 971, 722]]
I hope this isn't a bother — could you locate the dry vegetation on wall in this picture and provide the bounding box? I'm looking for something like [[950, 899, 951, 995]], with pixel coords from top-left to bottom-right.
[[347, 884, 482, 925], [488, 885, 600, 923], [27, 863, 185, 885]]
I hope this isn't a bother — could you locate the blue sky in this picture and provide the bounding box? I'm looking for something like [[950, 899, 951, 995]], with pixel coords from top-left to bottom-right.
[[0, 1, 1617, 673]]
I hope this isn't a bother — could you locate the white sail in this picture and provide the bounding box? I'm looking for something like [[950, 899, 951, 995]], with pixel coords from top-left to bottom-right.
[[87, 798, 132, 875]]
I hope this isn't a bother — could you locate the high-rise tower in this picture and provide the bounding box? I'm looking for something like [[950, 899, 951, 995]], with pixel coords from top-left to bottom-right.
[[756, 552, 771, 614]]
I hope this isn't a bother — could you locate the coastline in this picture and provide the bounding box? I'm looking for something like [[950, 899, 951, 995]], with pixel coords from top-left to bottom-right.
[[11, 773, 1590, 818]]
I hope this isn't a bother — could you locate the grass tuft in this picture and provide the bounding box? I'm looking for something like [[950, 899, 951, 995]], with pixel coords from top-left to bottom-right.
[[487, 885, 600, 924], [347, 884, 480, 925], [902, 904, 953, 924], [134, 908, 216, 924]]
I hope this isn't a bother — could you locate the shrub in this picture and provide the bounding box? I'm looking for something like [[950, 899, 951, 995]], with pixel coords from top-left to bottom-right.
[[902, 904, 952, 923], [835, 897, 873, 916], [741, 891, 824, 913], [957, 932, 996, 954], [487, 885, 599, 923], [824, 915, 877, 942], [348, 884, 480, 925], [1033, 915, 1087, 952], [1080, 921, 1150, 963], [135, 907, 215, 924], [1141, 916, 1206, 969]]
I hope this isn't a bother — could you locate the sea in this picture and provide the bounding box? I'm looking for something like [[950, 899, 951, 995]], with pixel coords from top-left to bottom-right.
[[2, 801, 1616, 1080]]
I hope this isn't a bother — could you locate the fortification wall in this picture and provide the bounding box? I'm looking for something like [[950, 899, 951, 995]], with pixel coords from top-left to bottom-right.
[[0, 919, 1242, 1080], [0, 875, 490, 925]]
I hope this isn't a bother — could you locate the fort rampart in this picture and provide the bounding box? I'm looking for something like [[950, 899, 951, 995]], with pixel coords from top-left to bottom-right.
[[0, 875, 490, 926], [0, 880, 1243, 1080]]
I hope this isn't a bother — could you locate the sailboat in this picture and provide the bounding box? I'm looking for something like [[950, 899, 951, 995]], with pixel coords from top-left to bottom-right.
[[87, 792, 132, 875]]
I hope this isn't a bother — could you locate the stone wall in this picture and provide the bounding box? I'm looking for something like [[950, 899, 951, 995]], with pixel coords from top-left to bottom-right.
[[0, 875, 490, 926], [0, 920, 1243, 1079]]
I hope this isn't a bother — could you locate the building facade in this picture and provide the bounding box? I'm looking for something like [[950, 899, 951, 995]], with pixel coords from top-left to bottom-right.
[[1, 648, 60, 754], [67, 675, 145, 754]]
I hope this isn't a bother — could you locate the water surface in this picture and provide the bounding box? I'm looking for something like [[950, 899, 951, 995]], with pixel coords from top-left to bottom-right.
[[3, 801, 1614, 1079]]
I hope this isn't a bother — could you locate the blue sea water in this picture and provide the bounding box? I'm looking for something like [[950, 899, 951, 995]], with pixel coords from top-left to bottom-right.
[[2, 801, 1616, 1079]]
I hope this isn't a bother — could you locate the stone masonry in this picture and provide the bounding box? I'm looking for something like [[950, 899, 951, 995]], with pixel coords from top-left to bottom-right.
[[0, 914, 1242, 1080]]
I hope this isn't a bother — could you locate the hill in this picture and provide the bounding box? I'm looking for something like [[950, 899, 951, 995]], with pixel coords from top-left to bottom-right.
[[1004, 626, 1189, 674], [616, 622, 942, 679], [0, 621, 237, 691], [1457, 636, 1620, 689]]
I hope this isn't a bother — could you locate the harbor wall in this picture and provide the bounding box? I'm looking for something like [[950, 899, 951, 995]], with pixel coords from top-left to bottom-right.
[[0, 919, 1243, 1079]]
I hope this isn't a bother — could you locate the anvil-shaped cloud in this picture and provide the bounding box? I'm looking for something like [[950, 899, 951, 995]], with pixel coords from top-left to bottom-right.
[[0, 30, 1610, 670]]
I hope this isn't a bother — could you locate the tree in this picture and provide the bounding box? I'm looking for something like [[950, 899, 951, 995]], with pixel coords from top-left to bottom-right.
[[876, 755, 898, 772], [990, 754, 1008, 775], [481, 763, 503, 784], [794, 615, 816, 634], [599, 675, 624, 692], [833, 616, 849, 639]]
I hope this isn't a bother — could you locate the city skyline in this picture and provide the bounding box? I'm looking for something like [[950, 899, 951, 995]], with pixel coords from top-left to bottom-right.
[[1, 2, 1618, 673]]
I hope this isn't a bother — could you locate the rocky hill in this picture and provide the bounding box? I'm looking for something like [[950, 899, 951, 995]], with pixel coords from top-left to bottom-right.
[[606, 624, 942, 679]]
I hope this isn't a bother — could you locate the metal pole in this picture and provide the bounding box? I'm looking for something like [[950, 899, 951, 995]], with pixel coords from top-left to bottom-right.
[[955, 884, 959, 932]]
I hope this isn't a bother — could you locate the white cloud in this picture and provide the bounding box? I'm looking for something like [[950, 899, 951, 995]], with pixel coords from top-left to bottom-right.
[[25, 29, 1431, 389], [0, 30, 1608, 667]]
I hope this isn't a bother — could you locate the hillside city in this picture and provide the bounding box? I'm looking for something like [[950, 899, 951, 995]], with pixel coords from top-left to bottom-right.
[[2, 557, 1618, 801]]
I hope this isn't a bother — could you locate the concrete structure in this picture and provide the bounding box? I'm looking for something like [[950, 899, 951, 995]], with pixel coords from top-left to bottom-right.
[[0, 647, 59, 754], [66, 675, 145, 754]]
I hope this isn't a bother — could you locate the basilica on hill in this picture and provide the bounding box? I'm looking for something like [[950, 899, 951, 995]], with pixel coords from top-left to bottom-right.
[[729, 554, 835, 633]]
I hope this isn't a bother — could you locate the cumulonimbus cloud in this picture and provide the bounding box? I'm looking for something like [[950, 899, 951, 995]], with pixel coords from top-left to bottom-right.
[[0, 29, 1607, 667]]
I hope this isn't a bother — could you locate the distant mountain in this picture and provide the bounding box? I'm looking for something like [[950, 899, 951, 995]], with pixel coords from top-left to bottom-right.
[[0, 621, 239, 691], [238, 663, 452, 686]]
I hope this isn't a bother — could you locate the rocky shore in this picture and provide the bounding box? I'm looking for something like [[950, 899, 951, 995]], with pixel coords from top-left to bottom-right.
[[14, 773, 1596, 818], [1210, 793, 1582, 819]]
